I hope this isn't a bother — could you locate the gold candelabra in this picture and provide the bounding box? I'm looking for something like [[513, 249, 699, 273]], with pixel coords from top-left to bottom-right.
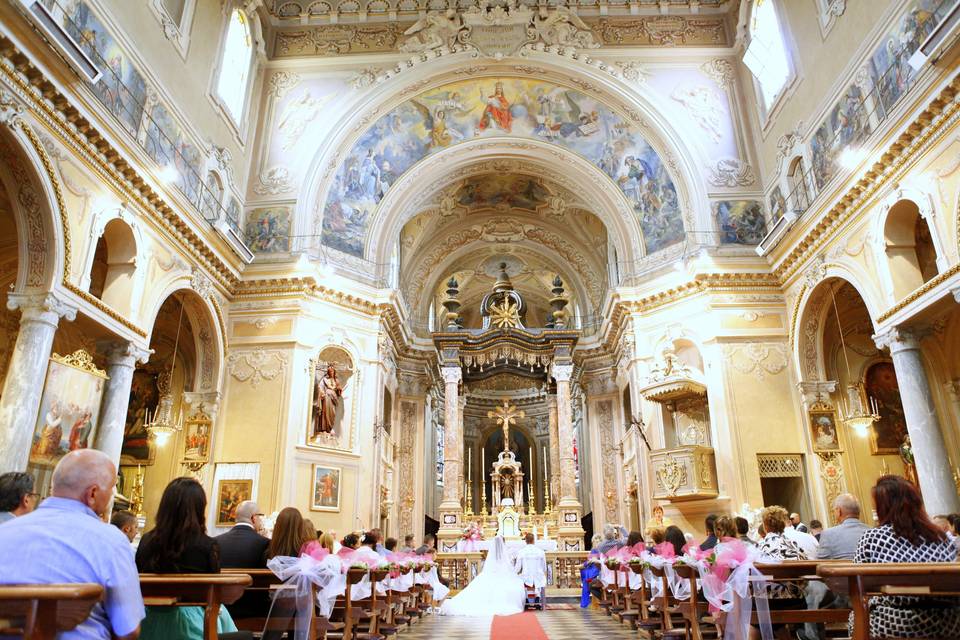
[[543, 479, 552, 514], [480, 479, 488, 516], [527, 480, 535, 516], [131, 465, 145, 519], [464, 481, 474, 516]]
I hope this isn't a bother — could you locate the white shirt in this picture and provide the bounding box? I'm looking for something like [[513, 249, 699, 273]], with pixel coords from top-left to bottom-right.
[[514, 543, 547, 589], [784, 525, 819, 558]]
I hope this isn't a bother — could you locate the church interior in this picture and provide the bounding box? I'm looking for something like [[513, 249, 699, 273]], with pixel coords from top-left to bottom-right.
[[2, 0, 960, 637]]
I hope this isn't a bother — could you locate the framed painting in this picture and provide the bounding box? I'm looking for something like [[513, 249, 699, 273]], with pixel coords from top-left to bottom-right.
[[29, 350, 107, 468], [215, 479, 252, 526], [120, 369, 159, 464], [311, 465, 342, 512], [809, 406, 841, 452], [182, 411, 212, 463], [865, 362, 907, 454]]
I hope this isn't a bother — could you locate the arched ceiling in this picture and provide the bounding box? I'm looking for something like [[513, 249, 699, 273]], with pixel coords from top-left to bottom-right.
[[399, 170, 608, 329]]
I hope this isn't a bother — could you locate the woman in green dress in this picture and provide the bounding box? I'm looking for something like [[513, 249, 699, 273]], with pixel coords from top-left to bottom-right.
[[136, 477, 239, 638]]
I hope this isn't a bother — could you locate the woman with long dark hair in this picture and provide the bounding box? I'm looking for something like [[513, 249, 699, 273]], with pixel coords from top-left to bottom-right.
[[854, 475, 960, 638], [663, 525, 686, 557], [136, 477, 240, 639], [265, 507, 312, 560]]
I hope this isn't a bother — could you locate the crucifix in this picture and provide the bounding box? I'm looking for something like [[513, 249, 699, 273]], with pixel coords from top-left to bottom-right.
[[488, 400, 524, 452]]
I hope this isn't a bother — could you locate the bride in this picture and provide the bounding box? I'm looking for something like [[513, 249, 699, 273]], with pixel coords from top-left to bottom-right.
[[439, 536, 526, 616]]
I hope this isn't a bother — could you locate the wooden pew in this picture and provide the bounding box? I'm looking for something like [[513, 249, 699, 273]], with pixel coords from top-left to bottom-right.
[[750, 561, 850, 631], [0, 583, 103, 639], [818, 562, 960, 640], [139, 573, 253, 640], [221, 568, 329, 640], [326, 568, 369, 640], [646, 565, 686, 638], [672, 564, 721, 640], [627, 563, 662, 636]]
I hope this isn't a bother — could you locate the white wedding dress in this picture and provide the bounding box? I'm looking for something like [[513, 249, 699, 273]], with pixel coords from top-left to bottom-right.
[[439, 536, 526, 616]]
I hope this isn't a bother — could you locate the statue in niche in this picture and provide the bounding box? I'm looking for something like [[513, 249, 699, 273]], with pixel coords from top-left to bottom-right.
[[312, 364, 344, 436], [499, 469, 516, 500]]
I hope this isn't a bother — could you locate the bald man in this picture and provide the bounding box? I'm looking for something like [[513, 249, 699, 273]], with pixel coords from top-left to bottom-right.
[[216, 500, 268, 568], [0, 450, 144, 640]]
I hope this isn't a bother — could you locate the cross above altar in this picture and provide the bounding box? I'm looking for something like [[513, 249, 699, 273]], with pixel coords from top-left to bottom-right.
[[487, 400, 524, 452]]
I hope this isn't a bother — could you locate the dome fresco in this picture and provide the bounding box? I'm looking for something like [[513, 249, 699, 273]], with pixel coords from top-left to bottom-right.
[[320, 76, 683, 257]]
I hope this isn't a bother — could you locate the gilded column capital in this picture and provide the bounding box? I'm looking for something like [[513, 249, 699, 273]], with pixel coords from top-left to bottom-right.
[[7, 291, 77, 325]]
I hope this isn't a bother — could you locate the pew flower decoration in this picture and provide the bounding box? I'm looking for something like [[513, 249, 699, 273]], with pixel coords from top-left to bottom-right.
[[421, 560, 437, 571], [603, 555, 621, 570]]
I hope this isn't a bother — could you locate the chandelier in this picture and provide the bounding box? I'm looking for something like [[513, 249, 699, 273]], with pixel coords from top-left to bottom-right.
[[829, 285, 879, 437], [145, 299, 185, 446]]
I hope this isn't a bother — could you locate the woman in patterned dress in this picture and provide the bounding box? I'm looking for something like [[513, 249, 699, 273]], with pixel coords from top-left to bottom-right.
[[854, 475, 960, 638], [753, 506, 807, 639]]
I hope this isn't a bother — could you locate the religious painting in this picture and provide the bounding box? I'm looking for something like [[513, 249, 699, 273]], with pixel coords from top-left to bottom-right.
[[809, 408, 841, 452], [41, 0, 147, 136], [321, 77, 682, 258], [121, 369, 159, 464], [29, 351, 107, 468], [244, 207, 291, 253], [865, 362, 908, 455], [715, 200, 768, 245], [768, 186, 786, 221], [311, 465, 342, 512], [456, 175, 549, 211], [182, 411, 212, 463], [307, 347, 354, 448], [216, 479, 252, 526]]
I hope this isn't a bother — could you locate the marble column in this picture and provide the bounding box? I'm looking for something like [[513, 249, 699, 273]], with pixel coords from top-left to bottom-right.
[[437, 365, 463, 549], [874, 328, 960, 514], [547, 394, 560, 504], [553, 363, 579, 507], [94, 341, 151, 467], [0, 292, 77, 473]]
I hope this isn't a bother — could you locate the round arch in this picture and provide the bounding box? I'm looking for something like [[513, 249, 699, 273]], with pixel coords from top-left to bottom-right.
[[297, 52, 712, 265], [0, 121, 67, 294], [794, 270, 881, 384], [144, 284, 225, 395]]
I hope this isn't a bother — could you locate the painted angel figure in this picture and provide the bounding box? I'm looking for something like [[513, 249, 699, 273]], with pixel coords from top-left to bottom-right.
[[411, 101, 463, 149], [312, 364, 344, 436], [399, 10, 464, 53]]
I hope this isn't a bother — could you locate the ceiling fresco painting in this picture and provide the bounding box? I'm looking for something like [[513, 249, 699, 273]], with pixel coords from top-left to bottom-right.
[[456, 175, 550, 211], [320, 77, 683, 258]]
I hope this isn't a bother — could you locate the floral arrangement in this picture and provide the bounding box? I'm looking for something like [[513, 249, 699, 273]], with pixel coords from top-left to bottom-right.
[[421, 560, 437, 571], [461, 522, 484, 541]]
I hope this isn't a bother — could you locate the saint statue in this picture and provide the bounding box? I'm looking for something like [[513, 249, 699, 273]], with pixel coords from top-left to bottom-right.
[[899, 434, 918, 485], [499, 470, 515, 500], [312, 364, 343, 436]]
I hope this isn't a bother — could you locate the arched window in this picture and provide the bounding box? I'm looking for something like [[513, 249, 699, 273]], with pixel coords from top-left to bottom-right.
[[215, 9, 253, 123], [743, 0, 792, 112], [88, 219, 137, 310], [787, 156, 810, 212], [883, 200, 939, 299]]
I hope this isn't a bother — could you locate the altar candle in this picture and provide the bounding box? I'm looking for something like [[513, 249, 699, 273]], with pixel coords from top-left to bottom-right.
[[468, 447, 472, 480], [543, 446, 547, 481], [529, 447, 533, 470]]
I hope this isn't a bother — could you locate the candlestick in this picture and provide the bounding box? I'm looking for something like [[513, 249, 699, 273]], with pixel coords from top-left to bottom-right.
[[542, 446, 547, 482], [468, 447, 472, 481]]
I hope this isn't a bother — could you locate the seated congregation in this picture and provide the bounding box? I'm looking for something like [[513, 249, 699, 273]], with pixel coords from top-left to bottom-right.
[[582, 479, 960, 640]]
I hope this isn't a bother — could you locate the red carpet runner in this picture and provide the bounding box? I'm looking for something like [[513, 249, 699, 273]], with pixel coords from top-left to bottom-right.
[[490, 612, 549, 640]]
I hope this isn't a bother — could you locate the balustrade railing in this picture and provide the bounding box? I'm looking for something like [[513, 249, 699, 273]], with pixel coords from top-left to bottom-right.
[[436, 551, 589, 594]]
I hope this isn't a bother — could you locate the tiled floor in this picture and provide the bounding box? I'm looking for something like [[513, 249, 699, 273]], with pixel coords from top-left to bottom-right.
[[402, 608, 641, 639]]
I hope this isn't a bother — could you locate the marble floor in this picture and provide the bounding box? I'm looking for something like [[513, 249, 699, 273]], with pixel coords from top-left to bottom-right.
[[402, 608, 641, 639]]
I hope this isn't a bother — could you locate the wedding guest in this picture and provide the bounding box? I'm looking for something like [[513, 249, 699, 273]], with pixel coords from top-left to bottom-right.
[[340, 532, 361, 556], [589, 533, 603, 552], [0, 471, 38, 524], [751, 506, 806, 639], [136, 477, 239, 639], [318, 532, 337, 554], [401, 534, 416, 552], [699, 514, 718, 550], [784, 510, 819, 558], [594, 524, 621, 554], [645, 526, 665, 548], [265, 507, 312, 560], [853, 476, 960, 638], [0, 450, 144, 640], [625, 530, 643, 548], [355, 532, 382, 562], [415, 533, 436, 555], [713, 515, 738, 541], [809, 519, 824, 539], [301, 517, 319, 548], [368, 527, 387, 555], [385, 537, 398, 553], [664, 525, 686, 556], [111, 510, 138, 542], [217, 501, 268, 568], [735, 517, 755, 545], [790, 512, 809, 533]]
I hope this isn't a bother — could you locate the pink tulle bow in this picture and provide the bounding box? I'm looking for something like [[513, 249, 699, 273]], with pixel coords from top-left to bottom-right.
[[715, 538, 748, 568], [654, 541, 676, 559], [302, 541, 329, 561]]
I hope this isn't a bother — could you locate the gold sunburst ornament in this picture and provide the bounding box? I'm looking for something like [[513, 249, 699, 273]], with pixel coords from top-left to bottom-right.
[[489, 298, 520, 328]]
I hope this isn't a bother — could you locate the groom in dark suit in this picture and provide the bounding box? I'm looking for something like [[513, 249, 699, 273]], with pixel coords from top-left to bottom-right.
[[217, 501, 269, 619]]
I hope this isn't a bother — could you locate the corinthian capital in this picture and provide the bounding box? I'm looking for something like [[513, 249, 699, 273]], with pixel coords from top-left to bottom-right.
[[100, 340, 152, 368], [441, 366, 462, 385], [7, 291, 77, 324], [873, 326, 926, 354], [551, 363, 574, 382]]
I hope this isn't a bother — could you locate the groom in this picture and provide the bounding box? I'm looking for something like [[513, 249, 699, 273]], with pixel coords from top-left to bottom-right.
[[514, 533, 547, 609]]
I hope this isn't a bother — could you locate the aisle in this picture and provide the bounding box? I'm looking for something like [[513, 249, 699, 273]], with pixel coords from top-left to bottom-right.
[[402, 608, 640, 640]]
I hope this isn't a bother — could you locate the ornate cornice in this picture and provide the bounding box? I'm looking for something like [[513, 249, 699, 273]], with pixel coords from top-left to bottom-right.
[[0, 35, 239, 292], [773, 76, 960, 284]]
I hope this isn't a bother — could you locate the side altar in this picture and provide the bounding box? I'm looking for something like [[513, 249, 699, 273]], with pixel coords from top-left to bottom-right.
[[431, 265, 585, 552]]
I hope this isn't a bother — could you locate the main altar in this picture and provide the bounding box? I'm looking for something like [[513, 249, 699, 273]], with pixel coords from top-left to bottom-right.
[[432, 264, 585, 552]]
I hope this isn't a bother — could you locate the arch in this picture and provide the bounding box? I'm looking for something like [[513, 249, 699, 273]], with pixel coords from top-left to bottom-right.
[[787, 155, 811, 213], [202, 171, 225, 220], [0, 122, 67, 294], [144, 283, 225, 395], [881, 198, 939, 300], [88, 218, 138, 313], [793, 271, 880, 384], [298, 53, 711, 270]]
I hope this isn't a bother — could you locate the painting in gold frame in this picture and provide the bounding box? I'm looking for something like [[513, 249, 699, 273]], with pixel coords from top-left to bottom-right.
[[215, 479, 252, 526], [809, 406, 841, 452], [182, 411, 212, 463]]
